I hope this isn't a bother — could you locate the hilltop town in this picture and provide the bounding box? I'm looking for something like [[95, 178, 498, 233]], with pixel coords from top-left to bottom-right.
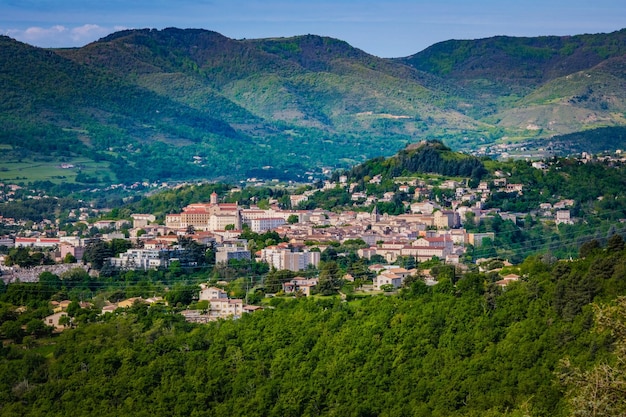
[[5, 147, 625, 326]]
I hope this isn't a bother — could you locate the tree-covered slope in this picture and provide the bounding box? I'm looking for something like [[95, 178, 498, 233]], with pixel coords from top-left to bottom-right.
[[400, 29, 626, 90], [339, 140, 487, 183], [2, 244, 626, 416], [399, 29, 626, 138]]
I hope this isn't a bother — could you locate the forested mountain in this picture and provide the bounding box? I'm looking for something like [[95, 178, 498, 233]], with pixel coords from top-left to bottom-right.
[[1, 28, 626, 185], [399, 30, 626, 135]]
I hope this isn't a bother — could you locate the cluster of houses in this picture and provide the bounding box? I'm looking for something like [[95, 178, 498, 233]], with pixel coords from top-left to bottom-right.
[[180, 285, 262, 323], [2, 173, 577, 278], [1, 160, 588, 292]]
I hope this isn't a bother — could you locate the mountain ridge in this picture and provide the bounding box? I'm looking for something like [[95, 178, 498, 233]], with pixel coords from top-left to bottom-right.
[[1, 28, 625, 185]]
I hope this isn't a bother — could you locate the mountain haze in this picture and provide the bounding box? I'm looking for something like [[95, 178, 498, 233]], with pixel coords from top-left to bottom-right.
[[1, 28, 625, 184]]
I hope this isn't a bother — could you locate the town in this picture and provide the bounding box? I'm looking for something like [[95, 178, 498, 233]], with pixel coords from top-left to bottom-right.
[[5, 148, 620, 326]]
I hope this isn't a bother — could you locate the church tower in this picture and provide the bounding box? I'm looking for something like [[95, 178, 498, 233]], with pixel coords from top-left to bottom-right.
[[371, 205, 380, 223]]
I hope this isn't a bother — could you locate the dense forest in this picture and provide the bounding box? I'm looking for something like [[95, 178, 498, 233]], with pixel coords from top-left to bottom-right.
[[1, 238, 626, 416], [336, 140, 487, 184]]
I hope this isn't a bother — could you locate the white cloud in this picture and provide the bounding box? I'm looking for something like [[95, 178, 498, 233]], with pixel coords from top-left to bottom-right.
[[3, 24, 119, 48]]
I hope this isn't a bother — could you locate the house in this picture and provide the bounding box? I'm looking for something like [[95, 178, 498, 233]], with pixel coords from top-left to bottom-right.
[[208, 298, 244, 319], [373, 271, 404, 290], [101, 305, 118, 314], [410, 201, 438, 215], [117, 297, 145, 308], [131, 214, 156, 228], [282, 277, 319, 296], [199, 285, 228, 301], [52, 300, 72, 313], [243, 305, 263, 313], [554, 199, 575, 209], [43, 312, 68, 331], [496, 274, 520, 287], [556, 210, 574, 225], [290, 195, 308, 208]]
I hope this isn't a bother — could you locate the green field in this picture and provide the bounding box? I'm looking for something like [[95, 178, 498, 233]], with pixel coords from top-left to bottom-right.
[[0, 157, 114, 184]]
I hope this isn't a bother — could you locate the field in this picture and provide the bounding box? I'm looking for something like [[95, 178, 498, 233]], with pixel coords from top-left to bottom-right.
[[0, 152, 114, 184]]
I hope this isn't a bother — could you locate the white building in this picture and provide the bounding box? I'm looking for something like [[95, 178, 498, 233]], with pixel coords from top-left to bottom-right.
[[248, 217, 286, 232], [108, 249, 172, 270], [259, 246, 320, 271]]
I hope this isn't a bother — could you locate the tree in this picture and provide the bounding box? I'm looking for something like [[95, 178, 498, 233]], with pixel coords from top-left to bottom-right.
[[83, 239, 113, 269], [60, 268, 91, 291], [318, 261, 343, 295], [287, 214, 299, 224], [579, 239, 601, 258], [165, 283, 198, 307], [39, 271, 61, 291], [62, 253, 77, 263], [606, 234, 625, 253], [559, 297, 626, 416], [264, 269, 295, 294], [26, 319, 51, 338], [1, 320, 24, 343]]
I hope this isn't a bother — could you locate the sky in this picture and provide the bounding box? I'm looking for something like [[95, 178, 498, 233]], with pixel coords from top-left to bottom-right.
[[1, 0, 625, 58]]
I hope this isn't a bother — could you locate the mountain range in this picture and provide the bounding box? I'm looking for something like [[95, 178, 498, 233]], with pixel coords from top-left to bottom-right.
[[1, 27, 626, 184]]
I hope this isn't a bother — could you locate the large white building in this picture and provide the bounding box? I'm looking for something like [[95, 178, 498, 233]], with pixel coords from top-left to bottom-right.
[[248, 217, 286, 232], [165, 193, 241, 231], [108, 248, 173, 270], [259, 246, 320, 271]]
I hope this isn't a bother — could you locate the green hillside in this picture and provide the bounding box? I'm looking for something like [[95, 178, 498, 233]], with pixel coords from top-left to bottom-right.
[[1, 28, 626, 185], [339, 140, 487, 183], [2, 244, 626, 416], [399, 30, 626, 139]]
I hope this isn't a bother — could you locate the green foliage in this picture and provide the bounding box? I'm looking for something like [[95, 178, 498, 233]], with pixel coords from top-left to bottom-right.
[[342, 140, 487, 183], [4, 247, 53, 268], [5, 28, 625, 187], [0, 245, 625, 415]]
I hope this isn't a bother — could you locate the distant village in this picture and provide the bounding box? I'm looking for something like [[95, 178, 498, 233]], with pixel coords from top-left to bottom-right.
[[3, 151, 624, 326]]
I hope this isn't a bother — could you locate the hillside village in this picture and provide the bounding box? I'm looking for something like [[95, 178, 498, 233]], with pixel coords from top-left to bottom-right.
[[3, 147, 626, 328], [1, 153, 598, 291]]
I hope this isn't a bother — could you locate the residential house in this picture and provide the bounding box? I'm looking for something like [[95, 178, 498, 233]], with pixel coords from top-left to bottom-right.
[[373, 271, 404, 290], [282, 277, 319, 296], [43, 312, 68, 331]]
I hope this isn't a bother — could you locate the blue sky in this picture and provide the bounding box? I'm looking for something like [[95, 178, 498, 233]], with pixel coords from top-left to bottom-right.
[[1, 0, 625, 57]]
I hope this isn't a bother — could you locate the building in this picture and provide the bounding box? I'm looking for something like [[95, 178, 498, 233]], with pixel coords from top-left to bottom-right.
[[556, 210, 574, 225], [108, 248, 175, 270], [215, 240, 251, 264], [199, 285, 228, 301], [259, 246, 320, 271], [434, 210, 460, 229], [190, 284, 245, 320], [467, 232, 495, 247], [248, 217, 286, 232], [60, 243, 85, 261], [43, 312, 68, 331], [131, 214, 156, 228], [165, 198, 242, 231], [15, 237, 60, 248], [282, 277, 318, 296], [373, 271, 404, 290]]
